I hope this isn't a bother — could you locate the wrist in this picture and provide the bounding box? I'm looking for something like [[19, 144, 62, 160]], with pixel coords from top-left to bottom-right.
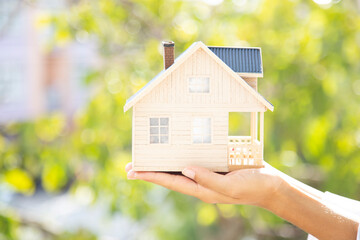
[[258, 175, 290, 210]]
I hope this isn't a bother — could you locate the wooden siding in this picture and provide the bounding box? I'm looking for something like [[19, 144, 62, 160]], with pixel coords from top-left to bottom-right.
[[241, 77, 257, 91], [133, 110, 229, 172], [137, 48, 266, 111]]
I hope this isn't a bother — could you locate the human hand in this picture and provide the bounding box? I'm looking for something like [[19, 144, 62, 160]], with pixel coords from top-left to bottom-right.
[[125, 163, 284, 208], [126, 163, 360, 240]]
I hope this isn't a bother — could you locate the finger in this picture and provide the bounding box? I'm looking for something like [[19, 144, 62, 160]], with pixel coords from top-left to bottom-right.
[[135, 171, 235, 204], [127, 169, 137, 180], [125, 162, 133, 173], [182, 166, 234, 197], [136, 171, 205, 195]]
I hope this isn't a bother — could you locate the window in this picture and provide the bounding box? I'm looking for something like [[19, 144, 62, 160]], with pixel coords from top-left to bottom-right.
[[189, 77, 210, 93], [192, 118, 211, 144], [150, 117, 169, 144]]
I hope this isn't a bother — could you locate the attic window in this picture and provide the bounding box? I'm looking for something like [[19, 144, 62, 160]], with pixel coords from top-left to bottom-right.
[[192, 118, 211, 144], [150, 117, 169, 144], [189, 77, 210, 93]]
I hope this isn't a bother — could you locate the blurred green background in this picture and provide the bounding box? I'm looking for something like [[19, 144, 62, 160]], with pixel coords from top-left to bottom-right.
[[1, 0, 360, 239]]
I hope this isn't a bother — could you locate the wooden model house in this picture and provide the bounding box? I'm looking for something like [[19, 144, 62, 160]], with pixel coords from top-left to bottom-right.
[[124, 41, 274, 172]]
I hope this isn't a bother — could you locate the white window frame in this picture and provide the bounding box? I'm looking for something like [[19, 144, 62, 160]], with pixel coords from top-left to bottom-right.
[[149, 116, 170, 144], [191, 117, 212, 144], [188, 76, 210, 94]]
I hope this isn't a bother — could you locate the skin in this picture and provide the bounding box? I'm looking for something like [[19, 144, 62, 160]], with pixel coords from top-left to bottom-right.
[[125, 162, 359, 240]]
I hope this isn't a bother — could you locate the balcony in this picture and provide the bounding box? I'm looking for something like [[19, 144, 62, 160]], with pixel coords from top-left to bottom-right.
[[228, 136, 264, 171]]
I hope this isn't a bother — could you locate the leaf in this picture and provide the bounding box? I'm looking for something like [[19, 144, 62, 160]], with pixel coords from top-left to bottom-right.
[[42, 163, 67, 192], [4, 169, 35, 195]]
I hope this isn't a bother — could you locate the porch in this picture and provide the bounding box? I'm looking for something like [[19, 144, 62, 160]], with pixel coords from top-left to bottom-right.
[[227, 112, 264, 171], [228, 136, 263, 170]]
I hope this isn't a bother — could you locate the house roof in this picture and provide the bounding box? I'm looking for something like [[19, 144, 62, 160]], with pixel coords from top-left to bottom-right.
[[208, 47, 263, 76], [124, 41, 274, 112], [124, 42, 198, 107]]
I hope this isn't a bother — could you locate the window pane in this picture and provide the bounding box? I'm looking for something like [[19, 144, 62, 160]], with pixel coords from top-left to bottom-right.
[[189, 84, 196, 93], [150, 117, 170, 144], [193, 118, 202, 127], [189, 77, 210, 93], [203, 119, 211, 135], [192, 117, 211, 144], [203, 78, 210, 92], [160, 118, 169, 126], [204, 127, 211, 135], [189, 85, 201, 93], [203, 135, 211, 143], [160, 127, 168, 134], [205, 118, 211, 126], [189, 77, 196, 85], [160, 136, 169, 144], [150, 118, 159, 126], [193, 136, 202, 144], [150, 127, 159, 134], [193, 127, 202, 135], [150, 136, 159, 144]]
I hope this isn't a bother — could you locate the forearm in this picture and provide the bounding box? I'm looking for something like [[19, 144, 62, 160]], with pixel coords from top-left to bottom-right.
[[264, 162, 324, 200], [263, 180, 359, 240]]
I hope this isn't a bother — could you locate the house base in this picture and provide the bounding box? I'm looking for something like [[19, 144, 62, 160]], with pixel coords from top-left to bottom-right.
[[132, 165, 229, 172], [228, 164, 264, 171], [133, 163, 264, 172]]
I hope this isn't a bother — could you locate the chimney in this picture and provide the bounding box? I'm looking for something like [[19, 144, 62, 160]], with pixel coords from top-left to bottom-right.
[[162, 41, 175, 70]]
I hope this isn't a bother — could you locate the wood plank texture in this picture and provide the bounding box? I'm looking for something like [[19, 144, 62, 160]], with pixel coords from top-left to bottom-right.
[[138, 49, 265, 108]]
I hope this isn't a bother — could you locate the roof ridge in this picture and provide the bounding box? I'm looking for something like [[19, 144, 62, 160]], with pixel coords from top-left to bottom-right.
[[208, 46, 261, 49]]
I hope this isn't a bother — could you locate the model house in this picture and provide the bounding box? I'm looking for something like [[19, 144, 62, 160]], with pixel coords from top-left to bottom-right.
[[124, 41, 274, 172]]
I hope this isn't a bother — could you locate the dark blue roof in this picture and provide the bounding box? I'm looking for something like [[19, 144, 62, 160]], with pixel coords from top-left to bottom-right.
[[208, 47, 262, 74]]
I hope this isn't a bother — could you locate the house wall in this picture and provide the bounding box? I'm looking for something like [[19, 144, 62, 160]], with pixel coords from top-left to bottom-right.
[[133, 107, 228, 172], [132, 48, 266, 171], [241, 77, 257, 91]]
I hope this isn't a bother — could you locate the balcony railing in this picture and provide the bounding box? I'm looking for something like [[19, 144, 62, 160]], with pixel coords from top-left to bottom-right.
[[228, 136, 263, 170]]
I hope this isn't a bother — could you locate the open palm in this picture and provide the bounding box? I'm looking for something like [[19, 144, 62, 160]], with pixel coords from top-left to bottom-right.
[[126, 162, 283, 207]]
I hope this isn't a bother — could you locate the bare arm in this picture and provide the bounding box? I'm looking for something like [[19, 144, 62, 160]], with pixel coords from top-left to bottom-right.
[[265, 177, 358, 240], [262, 163, 359, 239], [126, 163, 359, 240]]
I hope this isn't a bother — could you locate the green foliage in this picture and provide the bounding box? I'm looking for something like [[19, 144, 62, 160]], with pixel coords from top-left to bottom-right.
[[4, 169, 34, 195], [1, 0, 360, 239], [53, 229, 97, 240], [0, 212, 18, 240]]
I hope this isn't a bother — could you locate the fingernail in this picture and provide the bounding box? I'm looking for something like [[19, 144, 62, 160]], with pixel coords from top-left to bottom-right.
[[127, 170, 137, 180], [182, 168, 195, 179]]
